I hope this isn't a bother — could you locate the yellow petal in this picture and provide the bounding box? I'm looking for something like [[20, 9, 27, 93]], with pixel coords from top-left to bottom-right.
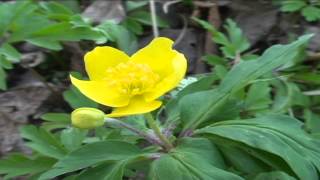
[[85, 46, 129, 80], [106, 96, 162, 117], [130, 37, 181, 78], [144, 52, 187, 101], [70, 75, 130, 107]]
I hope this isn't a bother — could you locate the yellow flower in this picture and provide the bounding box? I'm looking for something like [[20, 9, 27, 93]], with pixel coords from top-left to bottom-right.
[[70, 37, 187, 117], [71, 108, 105, 129]]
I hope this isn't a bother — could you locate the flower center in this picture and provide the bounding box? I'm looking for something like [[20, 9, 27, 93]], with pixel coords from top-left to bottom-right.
[[105, 62, 159, 96]]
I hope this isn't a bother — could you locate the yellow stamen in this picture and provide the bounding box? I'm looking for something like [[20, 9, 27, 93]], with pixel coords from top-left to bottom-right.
[[105, 62, 159, 96]]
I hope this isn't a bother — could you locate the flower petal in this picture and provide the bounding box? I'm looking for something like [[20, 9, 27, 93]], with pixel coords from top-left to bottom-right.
[[106, 96, 162, 117], [85, 46, 129, 80], [144, 52, 187, 101], [130, 37, 180, 78], [70, 75, 130, 107]]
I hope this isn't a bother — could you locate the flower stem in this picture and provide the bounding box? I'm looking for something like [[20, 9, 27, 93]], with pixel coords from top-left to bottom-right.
[[105, 117, 162, 146], [149, 0, 159, 37], [144, 113, 173, 151]]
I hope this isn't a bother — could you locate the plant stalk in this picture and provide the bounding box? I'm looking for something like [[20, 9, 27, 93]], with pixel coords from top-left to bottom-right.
[[105, 117, 163, 146], [144, 113, 173, 151]]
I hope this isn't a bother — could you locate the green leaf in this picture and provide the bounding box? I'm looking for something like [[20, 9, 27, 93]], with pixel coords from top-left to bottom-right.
[[70, 15, 92, 28], [245, 81, 272, 111], [60, 128, 87, 152], [224, 19, 250, 56], [27, 39, 63, 50], [149, 138, 243, 180], [292, 72, 320, 84], [0, 43, 21, 62], [20, 125, 67, 159], [304, 109, 320, 135], [75, 161, 128, 180], [39, 141, 143, 179], [0, 66, 7, 90], [126, 1, 148, 12], [63, 86, 98, 109], [41, 113, 71, 131], [301, 6, 320, 22], [203, 54, 227, 66], [254, 171, 296, 180], [179, 34, 312, 131], [0, 154, 56, 180], [149, 154, 195, 180], [41, 113, 71, 123], [0, 55, 13, 69], [281, 0, 306, 12], [40, 1, 73, 15], [174, 137, 226, 169], [97, 21, 138, 55], [193, 17, 229, 46], [272, 81, 309, 113], [121, 18, 143, 35], [165, 74, 217, 125], [194, 17, 250, 58], [218, 146, 270, 175], [196, 115, 320, 180], [0, 1, 37, 36], [27, 22, 105, 43], [215, 64, 228, 79], [129, 11, 169, 28]]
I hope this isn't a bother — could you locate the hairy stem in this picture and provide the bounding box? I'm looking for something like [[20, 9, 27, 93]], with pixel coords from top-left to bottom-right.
[[144, 113, 173, 151], [105, 117, 163, 146]]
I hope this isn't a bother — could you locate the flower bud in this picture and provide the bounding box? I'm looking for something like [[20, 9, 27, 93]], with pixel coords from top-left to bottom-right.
[[71, 108, 105, 129]]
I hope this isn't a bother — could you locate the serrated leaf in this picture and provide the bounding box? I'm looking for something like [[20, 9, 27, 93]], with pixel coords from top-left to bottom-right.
[[60, 128, 87, 152], [39, 141, 143, 179], [0, 154, 56, 180], [0, 1, 37, 36], [20, 125, 67, 159], [224, 19, 250, 55], [301, 6, 320, 22]]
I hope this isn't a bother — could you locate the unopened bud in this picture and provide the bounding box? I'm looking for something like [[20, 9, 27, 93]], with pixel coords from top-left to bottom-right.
[[71, 108, 105, 129]]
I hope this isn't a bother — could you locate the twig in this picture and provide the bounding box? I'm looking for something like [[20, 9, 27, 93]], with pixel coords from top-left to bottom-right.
[[149, 0, 159, 37]]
